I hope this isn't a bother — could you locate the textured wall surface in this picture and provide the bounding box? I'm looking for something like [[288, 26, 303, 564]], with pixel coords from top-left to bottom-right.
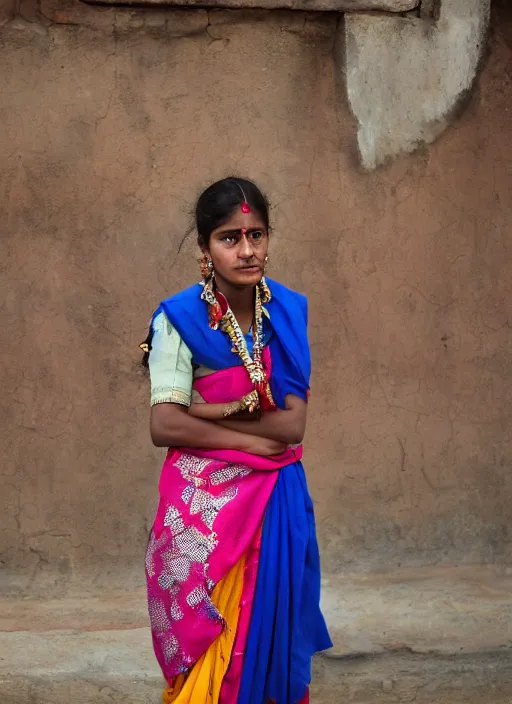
[[344, 0, 491, 169], [1, 0, 511, 592]]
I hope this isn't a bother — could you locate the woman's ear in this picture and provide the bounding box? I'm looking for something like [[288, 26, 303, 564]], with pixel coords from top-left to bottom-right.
[[199, 243, 210, 258]]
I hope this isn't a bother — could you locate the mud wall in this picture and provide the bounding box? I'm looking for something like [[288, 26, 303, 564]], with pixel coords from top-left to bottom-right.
[[1, 1, 511, 590]]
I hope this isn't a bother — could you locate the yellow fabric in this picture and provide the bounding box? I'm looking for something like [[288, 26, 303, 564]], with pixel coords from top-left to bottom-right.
[[162, 555, 245, 704]]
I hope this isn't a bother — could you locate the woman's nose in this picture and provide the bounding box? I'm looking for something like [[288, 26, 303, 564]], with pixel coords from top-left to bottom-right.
[[239, 235, 254, 258]]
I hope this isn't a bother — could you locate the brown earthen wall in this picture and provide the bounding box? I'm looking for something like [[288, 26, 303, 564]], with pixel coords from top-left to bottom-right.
[[1, 1, 511, 591]]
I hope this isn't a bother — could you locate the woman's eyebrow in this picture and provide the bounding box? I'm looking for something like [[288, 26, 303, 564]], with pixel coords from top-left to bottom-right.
[[216, 227, 263, 236]]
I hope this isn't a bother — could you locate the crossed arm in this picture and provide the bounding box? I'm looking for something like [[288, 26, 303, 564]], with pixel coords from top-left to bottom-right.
[[214, 395, 307, 445], [150, 394, 307, 451]]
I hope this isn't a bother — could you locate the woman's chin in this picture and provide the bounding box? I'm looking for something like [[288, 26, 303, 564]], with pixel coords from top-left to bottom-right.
[[230, 270, 263, 287]]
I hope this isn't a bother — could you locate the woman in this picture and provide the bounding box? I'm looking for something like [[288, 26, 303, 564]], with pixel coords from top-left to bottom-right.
[[142, 177, 332, 704]]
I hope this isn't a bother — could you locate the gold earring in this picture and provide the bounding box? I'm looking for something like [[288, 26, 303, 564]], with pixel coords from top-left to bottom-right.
[[260, 265, 271, 303], [199, 255, 214, 280]]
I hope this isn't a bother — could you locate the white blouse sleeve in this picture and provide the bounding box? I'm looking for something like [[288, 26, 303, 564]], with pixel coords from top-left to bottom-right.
[[148, 311, 193, 407]]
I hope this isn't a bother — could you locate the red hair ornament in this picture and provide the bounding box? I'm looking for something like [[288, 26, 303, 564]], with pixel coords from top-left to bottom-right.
[[234, 180, 251, 213]]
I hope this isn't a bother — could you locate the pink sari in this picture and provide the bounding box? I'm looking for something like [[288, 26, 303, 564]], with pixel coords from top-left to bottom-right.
[[146, 349, 302, 699]]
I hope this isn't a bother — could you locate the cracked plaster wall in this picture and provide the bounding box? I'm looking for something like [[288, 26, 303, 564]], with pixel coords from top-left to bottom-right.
[[1, 0, 512, 591]]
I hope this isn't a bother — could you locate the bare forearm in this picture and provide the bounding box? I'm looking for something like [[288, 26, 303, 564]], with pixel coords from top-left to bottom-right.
[[189, 402, 258, 423], [151, 408, 253, 450], [219, 409, 305, 445], [188, 402, 228, 421]]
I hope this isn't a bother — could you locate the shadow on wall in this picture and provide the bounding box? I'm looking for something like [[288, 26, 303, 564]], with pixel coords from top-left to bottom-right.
[[494, 0, 512, 49]]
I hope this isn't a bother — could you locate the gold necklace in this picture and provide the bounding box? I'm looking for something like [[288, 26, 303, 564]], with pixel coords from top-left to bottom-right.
[[201, 277, 275, 411]]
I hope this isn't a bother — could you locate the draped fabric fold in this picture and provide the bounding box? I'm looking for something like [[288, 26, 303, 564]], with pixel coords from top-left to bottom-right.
[[163, 554, 245, 704], [238, 464, 330, 704]]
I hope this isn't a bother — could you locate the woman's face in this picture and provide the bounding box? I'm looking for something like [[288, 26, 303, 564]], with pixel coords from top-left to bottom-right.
[[205, 208, 269, 289]]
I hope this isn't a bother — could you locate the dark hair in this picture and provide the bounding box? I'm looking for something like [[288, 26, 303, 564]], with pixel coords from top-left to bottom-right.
[[195, 177, 270, 248]]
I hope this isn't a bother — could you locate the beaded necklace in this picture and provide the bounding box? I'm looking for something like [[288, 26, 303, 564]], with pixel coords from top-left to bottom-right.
[[200, 277, 276, 412]]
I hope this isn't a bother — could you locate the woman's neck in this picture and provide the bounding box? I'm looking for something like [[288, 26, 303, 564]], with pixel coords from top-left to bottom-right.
[[215, 276, 255, 333]]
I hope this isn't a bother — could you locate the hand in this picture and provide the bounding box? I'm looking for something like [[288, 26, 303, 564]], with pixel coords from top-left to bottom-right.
[[223, 390, 260, 418], [243, 436, 288, 456]]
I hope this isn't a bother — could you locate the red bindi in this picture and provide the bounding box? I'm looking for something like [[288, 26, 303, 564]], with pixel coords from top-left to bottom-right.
[[241, 202, 251, 214]]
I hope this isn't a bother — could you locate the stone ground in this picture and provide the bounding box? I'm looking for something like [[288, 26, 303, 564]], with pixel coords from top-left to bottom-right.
[[1, 565, 512, 703]]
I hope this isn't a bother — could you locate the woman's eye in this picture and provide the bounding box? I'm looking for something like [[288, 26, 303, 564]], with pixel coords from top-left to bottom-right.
[[250, 231, 264, 240], [222, 235, 237, 243]]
